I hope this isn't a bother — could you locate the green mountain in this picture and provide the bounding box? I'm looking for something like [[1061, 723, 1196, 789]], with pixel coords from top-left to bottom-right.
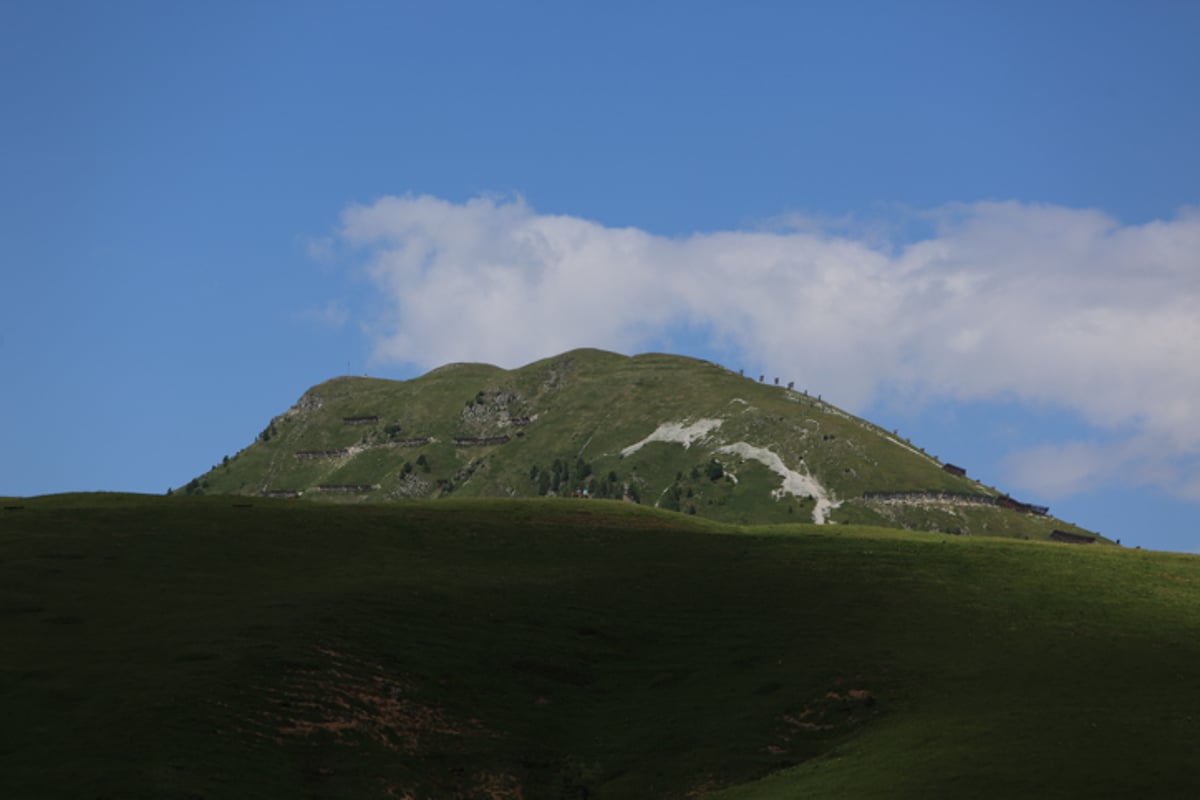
[[188, 348, 1098, 543]]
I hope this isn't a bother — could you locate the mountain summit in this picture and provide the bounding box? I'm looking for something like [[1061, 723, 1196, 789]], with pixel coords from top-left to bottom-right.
[[186, 349, 1099, 543]]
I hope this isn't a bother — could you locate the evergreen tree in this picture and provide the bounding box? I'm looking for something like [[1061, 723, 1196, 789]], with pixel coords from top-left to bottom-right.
[[705, 460, 724, 481]]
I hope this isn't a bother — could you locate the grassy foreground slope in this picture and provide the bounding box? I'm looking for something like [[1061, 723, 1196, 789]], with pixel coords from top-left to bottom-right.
[[192, 348, 1100, 543], [2, 495, 1195, 799]]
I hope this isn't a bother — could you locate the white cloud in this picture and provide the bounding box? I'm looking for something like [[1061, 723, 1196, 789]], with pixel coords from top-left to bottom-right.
[[1003, 432, 1200, 501], [305, 235, 337, 263], [334, 193, 1200, 499], [298, 299, 349, 329]]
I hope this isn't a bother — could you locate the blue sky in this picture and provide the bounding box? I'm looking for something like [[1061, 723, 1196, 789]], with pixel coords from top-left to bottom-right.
[[3, 1, 1198, 552]]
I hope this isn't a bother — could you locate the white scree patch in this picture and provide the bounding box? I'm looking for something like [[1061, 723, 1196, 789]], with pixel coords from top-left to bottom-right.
[[620, 419, 724, 458], [716, 442, 841, 524]]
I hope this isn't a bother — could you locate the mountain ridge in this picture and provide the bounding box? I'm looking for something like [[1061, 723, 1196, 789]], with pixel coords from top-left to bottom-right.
[[185, 348, 1102, 543]]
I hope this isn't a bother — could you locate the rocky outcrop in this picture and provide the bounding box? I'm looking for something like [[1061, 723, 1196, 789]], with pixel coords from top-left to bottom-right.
[[294, 449, 351, 460], [460, 388, 530, 435], [863, 490, 1048, 515], [453, 435, 511, 447], [864, 490, 998, 506]]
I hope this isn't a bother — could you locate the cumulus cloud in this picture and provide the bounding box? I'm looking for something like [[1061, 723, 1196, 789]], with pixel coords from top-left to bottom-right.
[[334, 193, 1200, 499], [1002, 436, 1187, 499]]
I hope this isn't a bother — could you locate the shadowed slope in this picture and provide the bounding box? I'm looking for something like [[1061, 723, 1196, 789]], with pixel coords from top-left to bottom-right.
[[2, 494, 1194, 798]]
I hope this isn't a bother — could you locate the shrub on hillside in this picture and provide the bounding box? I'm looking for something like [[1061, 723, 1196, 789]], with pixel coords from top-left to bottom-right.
[[705, 460, 724, 481]]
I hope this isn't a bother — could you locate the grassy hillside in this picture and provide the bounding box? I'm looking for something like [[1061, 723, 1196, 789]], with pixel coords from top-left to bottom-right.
[[2, 494, 1195, 798], [188, 349, 1098, 543]]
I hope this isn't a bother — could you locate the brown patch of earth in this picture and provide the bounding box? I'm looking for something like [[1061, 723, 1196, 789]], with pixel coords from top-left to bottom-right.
[[763, 680, 880, 757], [263, 647, 483, 752], [473, 770, 524, 799]]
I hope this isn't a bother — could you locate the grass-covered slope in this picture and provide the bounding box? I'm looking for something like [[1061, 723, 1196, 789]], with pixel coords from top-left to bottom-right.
[[189, 348, 1097, 543], [2, 494, 1196, 798]]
